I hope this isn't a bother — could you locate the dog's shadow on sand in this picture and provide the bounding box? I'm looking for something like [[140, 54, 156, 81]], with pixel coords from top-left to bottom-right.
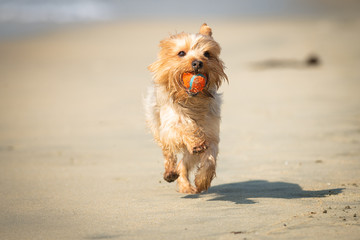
[[183, 180, 344, 204]]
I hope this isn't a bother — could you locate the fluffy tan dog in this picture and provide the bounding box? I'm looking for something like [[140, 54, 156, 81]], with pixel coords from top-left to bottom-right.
[[145, 24, 228, 194]]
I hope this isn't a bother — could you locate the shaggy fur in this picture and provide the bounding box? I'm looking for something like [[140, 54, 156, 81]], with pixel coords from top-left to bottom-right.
[[145, 24, 228, 194]]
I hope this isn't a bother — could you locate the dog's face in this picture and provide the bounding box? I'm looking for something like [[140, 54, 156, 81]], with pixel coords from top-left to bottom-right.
[[149, 24, 227, 100]]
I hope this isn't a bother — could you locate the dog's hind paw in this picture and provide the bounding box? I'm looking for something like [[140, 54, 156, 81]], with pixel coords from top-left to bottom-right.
[[192, 142, 208, 154], [163, 171, 179, 183], [178, 185, 197, 194]]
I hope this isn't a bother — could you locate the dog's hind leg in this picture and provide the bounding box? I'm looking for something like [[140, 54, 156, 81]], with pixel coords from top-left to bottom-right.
[[162, 149, 179, 182], [176, 151, 198, 194], [194, 143, 218, 193]]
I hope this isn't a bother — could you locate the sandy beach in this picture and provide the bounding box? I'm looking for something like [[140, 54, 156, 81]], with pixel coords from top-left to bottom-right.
[[0, 18, 359, 239]]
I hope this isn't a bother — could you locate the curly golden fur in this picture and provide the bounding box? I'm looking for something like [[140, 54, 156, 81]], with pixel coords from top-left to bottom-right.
[[145, 24, 228, 193]]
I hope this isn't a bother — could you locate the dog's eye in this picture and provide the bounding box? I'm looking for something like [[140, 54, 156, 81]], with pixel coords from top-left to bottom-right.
[[178, 51, 186, 57], [204, 51, 210, 58]]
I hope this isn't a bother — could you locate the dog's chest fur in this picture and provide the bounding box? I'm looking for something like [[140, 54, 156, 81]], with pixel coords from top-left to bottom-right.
[[146, 85, 221, 152]]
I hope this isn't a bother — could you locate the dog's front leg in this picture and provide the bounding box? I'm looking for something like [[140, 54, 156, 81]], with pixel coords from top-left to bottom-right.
[[182, 128, 208, 155], [162, 148, 179, 183], [194, 142, 218, 193]]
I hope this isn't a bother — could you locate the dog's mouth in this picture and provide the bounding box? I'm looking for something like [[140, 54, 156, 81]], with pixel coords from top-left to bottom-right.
[[191, 69, 205, 75], [187, 71, 207, 76]]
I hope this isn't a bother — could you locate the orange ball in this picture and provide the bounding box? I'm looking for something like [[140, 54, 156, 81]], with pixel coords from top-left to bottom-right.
[[182, 73, 207, 95]]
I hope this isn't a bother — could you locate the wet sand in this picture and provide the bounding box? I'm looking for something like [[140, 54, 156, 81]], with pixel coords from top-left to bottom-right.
[[0, 19, 359, 239]]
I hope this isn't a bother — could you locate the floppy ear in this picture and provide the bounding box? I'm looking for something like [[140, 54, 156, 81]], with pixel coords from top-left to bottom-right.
[[199, 23, 212, 37]]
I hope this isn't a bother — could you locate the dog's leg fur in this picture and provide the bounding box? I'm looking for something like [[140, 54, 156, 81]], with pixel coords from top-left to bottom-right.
[[194, 142, 218, 193], [162, 148, 179, 182], [177, 150, 198, 193], [181, 126, 208, 155]]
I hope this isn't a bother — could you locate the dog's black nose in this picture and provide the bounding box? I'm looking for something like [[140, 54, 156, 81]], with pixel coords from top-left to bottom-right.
[[192, 60, 203, 71]]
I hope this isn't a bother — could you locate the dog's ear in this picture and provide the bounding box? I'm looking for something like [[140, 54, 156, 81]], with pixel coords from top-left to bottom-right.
[[199, 23, 212, 37]]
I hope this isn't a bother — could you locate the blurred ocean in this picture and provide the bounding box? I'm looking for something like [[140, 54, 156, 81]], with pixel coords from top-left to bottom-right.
[[0, 0, 359, 40]]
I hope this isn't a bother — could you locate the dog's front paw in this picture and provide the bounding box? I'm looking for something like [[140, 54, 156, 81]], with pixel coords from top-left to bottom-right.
[[192, 141, 208, 154], [163, 171, 179, 183]]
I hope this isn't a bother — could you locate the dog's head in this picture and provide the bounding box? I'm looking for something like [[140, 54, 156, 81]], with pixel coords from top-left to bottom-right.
[[149, 24, 228, 100]]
